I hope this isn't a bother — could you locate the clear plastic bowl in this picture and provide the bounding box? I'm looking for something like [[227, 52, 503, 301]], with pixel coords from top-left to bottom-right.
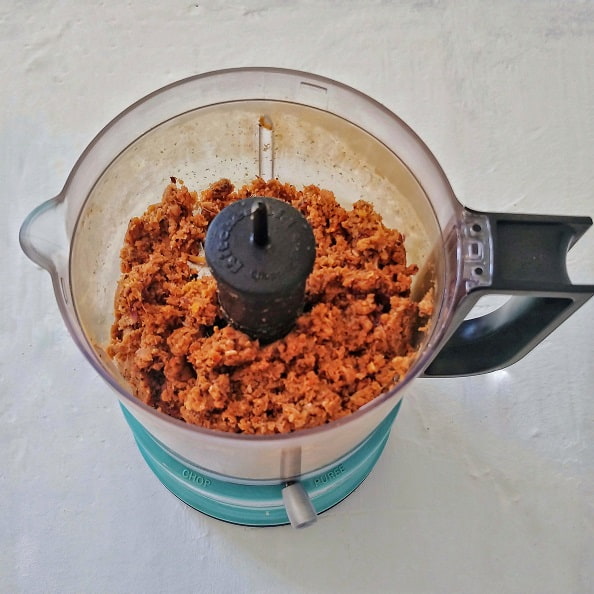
[[21, 68, 591, 483]]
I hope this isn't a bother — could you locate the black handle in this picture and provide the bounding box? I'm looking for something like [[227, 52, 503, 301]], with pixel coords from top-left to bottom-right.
[[423, 210, 594, 377]]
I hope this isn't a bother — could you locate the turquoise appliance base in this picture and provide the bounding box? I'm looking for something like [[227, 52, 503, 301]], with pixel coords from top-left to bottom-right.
[[121, 402, 400, 527]]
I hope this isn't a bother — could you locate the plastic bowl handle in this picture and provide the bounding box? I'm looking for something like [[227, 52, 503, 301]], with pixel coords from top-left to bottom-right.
[[424, 210, 594, 377]]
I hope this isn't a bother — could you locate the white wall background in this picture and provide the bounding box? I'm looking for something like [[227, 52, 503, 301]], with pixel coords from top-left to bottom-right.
[[2, 2, 594, 593]]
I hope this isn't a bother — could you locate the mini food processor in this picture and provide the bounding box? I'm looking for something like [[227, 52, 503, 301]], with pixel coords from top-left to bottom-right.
[[20, 68, 594, 527]]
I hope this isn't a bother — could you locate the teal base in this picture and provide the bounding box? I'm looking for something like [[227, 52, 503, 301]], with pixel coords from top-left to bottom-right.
[[121, 402, 400, 527]]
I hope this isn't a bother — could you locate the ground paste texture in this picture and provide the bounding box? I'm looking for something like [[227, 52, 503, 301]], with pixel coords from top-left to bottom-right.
[[108, 178, 432, 434]]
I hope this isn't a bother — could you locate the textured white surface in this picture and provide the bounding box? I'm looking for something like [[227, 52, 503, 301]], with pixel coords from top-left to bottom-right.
[[2, 1, 594, 593]]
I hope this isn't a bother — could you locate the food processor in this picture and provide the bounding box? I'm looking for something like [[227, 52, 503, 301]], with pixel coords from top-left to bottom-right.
[[20, 68, 594, 528]]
